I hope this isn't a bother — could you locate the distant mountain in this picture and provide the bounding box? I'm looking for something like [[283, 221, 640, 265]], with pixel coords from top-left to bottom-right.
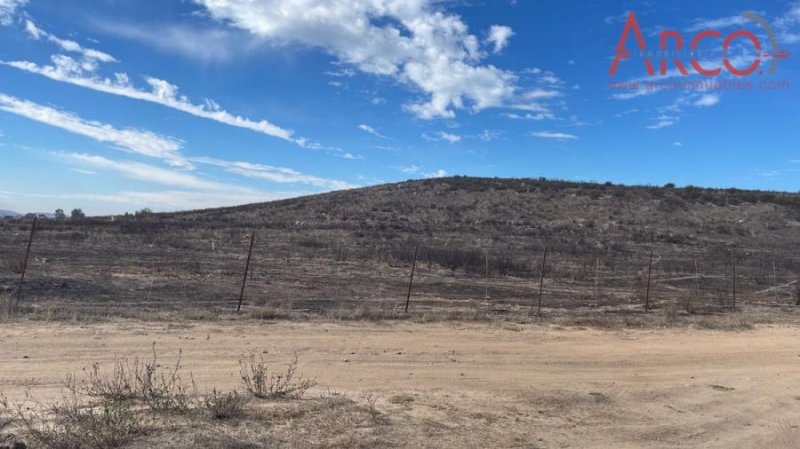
[[0, 209, 20, 217]]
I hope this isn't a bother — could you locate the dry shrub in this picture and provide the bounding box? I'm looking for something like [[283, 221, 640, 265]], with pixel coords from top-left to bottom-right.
[[239, 354, 316, 400], [15, 391, 147, 449], [693, 314, 753, 330], [0, 295, 17, 322], [202, 389, 249, 420], [248, 306, 293, 321], [0, 255, 25, 275], [662, 302, 678, 325], [75, 344, 195, 413]]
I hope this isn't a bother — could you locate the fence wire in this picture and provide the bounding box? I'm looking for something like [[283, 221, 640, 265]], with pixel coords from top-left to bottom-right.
[[1, 218, 798, 317]]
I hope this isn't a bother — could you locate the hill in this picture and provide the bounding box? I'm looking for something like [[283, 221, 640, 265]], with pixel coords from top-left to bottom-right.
[[177, 176, 800, 253], [0, 209, 20, 217]]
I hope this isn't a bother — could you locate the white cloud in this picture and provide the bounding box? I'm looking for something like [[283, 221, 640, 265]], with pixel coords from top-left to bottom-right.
[[91, 20, 255, 64], [192, 157, 357, 190], [478, 130, 499, 142], [71, 168, 97, 175], [531, 131, 578, 140], [502, 112, 553, 121], [423, 131, 461, 143], [487, 25, 514, 53], [693, 93, 721, 108], [673, 141, 683, 147], [425, 169, 448, 178], [1, 57, 314, 147], [685, 16, 748, 33], [357, 124, 386, 139], [341, 152, 363, 160], [60, 153, 227, 190], [25, 20, 116, 63], [0, 93, 189, 167], [0, 0, 26, 26], [193, 0, 552, 119], [646, 117, 677, 130], [396, 165, 447, 178]]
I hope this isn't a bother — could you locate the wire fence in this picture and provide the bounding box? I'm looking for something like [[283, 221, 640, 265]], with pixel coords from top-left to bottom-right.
[[1, 218, 799, 317]]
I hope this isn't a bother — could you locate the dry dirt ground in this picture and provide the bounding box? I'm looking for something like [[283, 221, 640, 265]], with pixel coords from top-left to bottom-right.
[[2, 320, 800, 448]]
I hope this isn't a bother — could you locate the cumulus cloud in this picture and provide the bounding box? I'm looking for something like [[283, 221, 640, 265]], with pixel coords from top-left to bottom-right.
[[531, 131, 579, 140], [0, 93, 189, 167], [193, 0, 551, 119], [487, 25, 514, 53]]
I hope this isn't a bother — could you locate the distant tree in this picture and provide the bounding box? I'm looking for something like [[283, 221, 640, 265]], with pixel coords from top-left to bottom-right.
[[71, 208, 86, 220], [664, 183, 676, 189], [54, 208, 66, 220], [135, 208, 153, 216]]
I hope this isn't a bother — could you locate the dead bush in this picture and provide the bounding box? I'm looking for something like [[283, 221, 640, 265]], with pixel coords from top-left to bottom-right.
[[75, 345, 196, 413], [662, 302, 678, 325], [239, 354, 316, 400], [202, 389, 249, 420], [16, 391, 147, 449], [0, 256, 25, 276]]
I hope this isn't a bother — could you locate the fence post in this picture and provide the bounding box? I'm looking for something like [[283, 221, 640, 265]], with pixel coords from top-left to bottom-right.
[[404, 242, 419, 313], [334, 242, 343, 299], [237, 231, 256, 312], [731, 246, 737, 310], [644, 249, 654, 312], [484, 249, 490, 301], [537, 246, 548, 316], [16, 217, 37, 302], [594, 254, 600, 300], [772, 256, 778, 302], [693, 257, 700, 309]]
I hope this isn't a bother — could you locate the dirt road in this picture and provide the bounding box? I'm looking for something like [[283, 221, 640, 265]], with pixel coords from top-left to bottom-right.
[[2, 320, 799, 448]]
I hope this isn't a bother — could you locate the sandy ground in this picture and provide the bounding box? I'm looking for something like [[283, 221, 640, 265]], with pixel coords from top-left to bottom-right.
[[2, 320, 800, 448]]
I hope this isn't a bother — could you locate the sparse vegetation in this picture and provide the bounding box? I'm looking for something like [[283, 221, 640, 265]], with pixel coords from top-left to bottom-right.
[[202, 389, 248, 420], [1, 177, 800, 327], [0, 295, 17, 322], [239, 353, 316, 400], [74, 345, 195, 413], [14, 391, 147, 449]]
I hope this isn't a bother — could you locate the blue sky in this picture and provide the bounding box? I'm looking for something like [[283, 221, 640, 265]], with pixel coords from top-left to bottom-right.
[[0, 0, 799, 215]]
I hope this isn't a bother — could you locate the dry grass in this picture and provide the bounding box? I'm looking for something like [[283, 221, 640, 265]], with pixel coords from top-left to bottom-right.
[[239, 353, 316, 400], [0, 349, 398, 449], [73, 344, 195, 413], [0, 294, 17, 323]]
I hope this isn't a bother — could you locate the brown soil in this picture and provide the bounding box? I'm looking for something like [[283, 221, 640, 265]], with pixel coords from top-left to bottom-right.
[[2, 320, 799, 448]]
